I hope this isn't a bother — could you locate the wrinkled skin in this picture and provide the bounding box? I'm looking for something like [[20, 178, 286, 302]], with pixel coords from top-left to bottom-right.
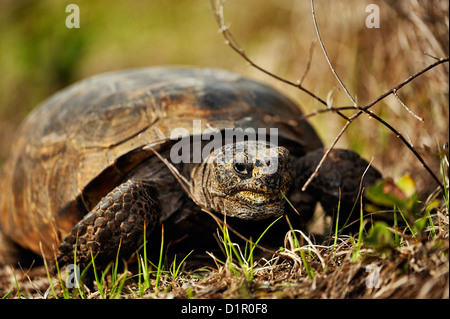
[[191, 141, 292, 220]]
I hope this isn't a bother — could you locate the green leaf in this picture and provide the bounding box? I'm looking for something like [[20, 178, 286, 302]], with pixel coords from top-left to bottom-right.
[[364, 221, 395, 251], [396, 174, 417, 198], [366, 178, 408, 207], [366, 175, 419, 215]]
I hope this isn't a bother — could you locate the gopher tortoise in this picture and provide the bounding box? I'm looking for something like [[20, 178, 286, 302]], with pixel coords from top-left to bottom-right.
[[0, 67, 381, 267]]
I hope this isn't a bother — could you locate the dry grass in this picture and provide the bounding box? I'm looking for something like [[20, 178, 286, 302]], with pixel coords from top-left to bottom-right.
[[1, 211, 447, 299]]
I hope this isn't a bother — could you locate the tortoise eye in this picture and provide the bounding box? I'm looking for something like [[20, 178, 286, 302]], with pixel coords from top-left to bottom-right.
[[233, 163, 249, 176]]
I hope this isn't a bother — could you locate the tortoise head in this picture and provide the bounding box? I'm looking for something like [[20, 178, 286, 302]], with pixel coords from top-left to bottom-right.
[[191, 140, 292, 220]]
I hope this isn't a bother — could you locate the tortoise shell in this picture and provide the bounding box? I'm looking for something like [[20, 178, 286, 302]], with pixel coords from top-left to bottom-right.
[[0, 67, 322, 257]]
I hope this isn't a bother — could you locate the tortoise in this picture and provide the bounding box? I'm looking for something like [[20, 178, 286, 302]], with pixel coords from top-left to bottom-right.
[[0, 67, 381, 267]]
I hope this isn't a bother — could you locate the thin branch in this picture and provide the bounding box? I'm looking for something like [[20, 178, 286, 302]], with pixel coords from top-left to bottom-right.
[[211, 0, 448, 192], [360, 57, 449, 113], [302, 121, 352, 191], [299, 106, 357, 120], [210, 0, 350, 121], [424, 52, 440, 61], [306, 0, 445, 191], [346, 58, 448, 191], [392, 89, 424, 122], [299, 40, 317, 86], [301, 57, 448, 122], [310, 0, 359, 107]]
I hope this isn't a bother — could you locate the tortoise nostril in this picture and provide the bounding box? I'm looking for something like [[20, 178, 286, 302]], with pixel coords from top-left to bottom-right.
[[254, 159, 272, 168]]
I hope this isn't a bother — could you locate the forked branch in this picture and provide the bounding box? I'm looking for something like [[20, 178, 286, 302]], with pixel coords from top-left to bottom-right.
[[209, 0, 350, 122], [211, 0, 448, 192]]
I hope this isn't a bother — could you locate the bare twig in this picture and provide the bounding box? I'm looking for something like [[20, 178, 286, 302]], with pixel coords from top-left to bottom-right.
[[300, 106, 361, 120], [360, 57, 449, 113], [307, 0, 446, 191], [424, 52, 440, 61], [302, 63, 447, 190], [350, 58, 448, 191], [310, 0, 359, 107], [210, 0, 350, 122], [299, 40, 317, 86], [392, 89, 424, 122], [303, 57, 449, 121], [210, 0, 447, 192]]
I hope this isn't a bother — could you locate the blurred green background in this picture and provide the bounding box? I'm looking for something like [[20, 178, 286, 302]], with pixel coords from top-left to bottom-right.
[[0, 0, 448, 194]]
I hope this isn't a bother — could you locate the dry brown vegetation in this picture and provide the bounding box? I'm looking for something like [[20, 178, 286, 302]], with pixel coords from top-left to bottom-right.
[[1, 207, 448, 299]]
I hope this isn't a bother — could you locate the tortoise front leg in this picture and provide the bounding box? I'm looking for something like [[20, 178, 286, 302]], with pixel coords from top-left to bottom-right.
[[57, 179, 160, 268], [292, 148, 382, 231]]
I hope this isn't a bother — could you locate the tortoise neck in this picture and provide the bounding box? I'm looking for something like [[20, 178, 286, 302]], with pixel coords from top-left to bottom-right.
[[189, 161, 214, 210]]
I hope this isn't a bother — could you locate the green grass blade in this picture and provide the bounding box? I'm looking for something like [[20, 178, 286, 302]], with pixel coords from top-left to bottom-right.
[[53, 257, 70, 299], [109, 237, 123, 297], [333, 196, 341, 252], [4, 267, 20, 299], [142, 222, 151, 289], [173, 250, 194, 279], [397, 204, 416, 237], [248, 215, 282, 262], [155, 224, 165, 290], [111, 261, 128, 299], [285, 214, 314, 279], [137, 253, 145, 297], [2, 287, 14, 299], [90, 251, 104, 299], [39, 243, 58, 299], [393, 207, 400, 246], [352, 195, 364, 262]]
